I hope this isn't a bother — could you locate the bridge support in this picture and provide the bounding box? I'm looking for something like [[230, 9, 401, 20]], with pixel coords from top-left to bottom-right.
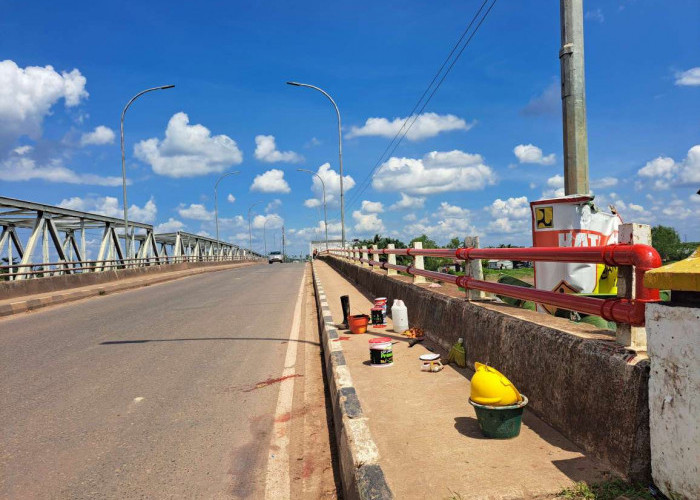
[[387, 243, 398, 276], [616, 223, 651, 349], [412, 241, 426, 284]]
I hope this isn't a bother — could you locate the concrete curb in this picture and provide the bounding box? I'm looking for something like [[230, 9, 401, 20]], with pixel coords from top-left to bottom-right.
[[0, 261, 259, 318], [311, 261, 393, 500]]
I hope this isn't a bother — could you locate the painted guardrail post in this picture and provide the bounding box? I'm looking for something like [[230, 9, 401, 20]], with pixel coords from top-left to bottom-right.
[[371, 244, 379, 272], [616, 223, 651, 348], [361, 245, 369, 268], [465, 236, 485, 301], [412, 241, 426, 284], [386, 243, 398, 276], [351, 246, 358, 265]]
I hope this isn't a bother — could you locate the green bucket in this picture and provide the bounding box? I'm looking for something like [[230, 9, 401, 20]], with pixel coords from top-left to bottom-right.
[[469, 396, 528, 439]]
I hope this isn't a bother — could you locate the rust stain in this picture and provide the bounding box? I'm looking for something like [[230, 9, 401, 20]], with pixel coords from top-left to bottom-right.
[[243, 374, 302, 392]]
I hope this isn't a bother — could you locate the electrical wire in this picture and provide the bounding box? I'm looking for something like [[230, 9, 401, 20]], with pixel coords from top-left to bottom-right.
[[343, 0, 498, 216]]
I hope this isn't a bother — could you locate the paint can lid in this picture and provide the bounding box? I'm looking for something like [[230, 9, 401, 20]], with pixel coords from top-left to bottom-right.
[[419, 353, 440, 361], [369, 337, 391, 344]]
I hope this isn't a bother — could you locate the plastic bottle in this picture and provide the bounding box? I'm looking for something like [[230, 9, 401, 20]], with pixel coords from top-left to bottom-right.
[[391, 299, 409, 333]]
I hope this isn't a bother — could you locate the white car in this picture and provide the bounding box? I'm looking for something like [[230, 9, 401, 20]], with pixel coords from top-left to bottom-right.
[[268, 251, 283, 264]]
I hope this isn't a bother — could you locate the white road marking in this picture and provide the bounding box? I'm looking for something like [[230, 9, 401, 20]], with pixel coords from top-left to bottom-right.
[[264, 268, 306, 500], [133, 397, 144, 403]]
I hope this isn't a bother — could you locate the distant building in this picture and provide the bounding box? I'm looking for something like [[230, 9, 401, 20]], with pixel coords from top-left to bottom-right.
[[487, 259, 513, 270]]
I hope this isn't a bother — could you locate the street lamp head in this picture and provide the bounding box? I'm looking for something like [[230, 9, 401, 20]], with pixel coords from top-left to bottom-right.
[[160, 85, 175, 89], [286, 81, 302, 87]]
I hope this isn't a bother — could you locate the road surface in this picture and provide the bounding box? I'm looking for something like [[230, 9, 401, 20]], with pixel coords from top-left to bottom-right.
[[0, 263, 337, 499]]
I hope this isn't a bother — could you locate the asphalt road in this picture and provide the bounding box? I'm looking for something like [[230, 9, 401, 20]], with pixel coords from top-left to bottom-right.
[[0, 263, 336, 499]]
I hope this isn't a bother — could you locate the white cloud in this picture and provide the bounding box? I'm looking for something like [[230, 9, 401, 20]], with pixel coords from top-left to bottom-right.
[[58, 196, 157, 223], [485, 196, 530, 234], [304, 198, 322, 208], [254, 135, 303, 163], [436, 201, 470, 219], [591, 176, 619, 189], [637, 145, 700, 188], [346, 112, 474, 141], [513, 144, 556, 165], [540, 174, 565, 198], [403, 213, 417, 222], [352, 210, 385, 234], [585, 8, 604, 23], [177, 203, 214, 221], [0, 148, 123, 186], [250, 169, 291, 193], [372, 150, 496, 195], [252, 213, 283, 229], [0, 60, 88, 151], [154, 218, 185, 233], [80, 125, 115, 146], [675, 67, 700, 87], [227, 193, 236, 203], [389, 192, 426, 211], [309, 162, 356, 205], [361, 200, 384, 213], [265, 199, 282, 213], [134, 112, 242, 178], [521, 81, 559, 116]]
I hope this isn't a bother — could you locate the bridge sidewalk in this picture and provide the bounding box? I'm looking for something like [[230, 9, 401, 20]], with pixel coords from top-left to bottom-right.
[[0, 261, 258, 318], [313, 259, 611, 499]]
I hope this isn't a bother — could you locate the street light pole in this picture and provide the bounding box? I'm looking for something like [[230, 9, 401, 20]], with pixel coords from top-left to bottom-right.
[[214, 171, 240, 259], [286, 81, 345, 248], [248, 201, 263, 253], [297, 168, 328, 250], [120, 84, 174, 259]]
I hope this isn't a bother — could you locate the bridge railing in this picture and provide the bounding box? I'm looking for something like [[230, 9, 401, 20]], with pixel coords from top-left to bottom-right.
[[0, 254, 252, 280], [323, 240, 662, 339]]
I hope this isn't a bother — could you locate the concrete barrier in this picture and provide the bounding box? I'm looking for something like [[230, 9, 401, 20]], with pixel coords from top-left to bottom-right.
[[311, 262, 393, 500], [0, 260, 256, 299], [320, 255, 651, 483]]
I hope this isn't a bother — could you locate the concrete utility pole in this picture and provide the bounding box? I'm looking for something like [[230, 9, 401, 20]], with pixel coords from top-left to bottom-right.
[[560, 0, 589, 195], [282, 225, 286, 262]]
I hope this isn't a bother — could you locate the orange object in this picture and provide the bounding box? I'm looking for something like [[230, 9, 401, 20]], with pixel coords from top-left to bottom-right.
[[348, 314, 369, 334]]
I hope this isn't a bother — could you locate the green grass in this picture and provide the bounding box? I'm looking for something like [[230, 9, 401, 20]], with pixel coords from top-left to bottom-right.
[[557, 480, 653, 500], [482, 267, 534, 279]]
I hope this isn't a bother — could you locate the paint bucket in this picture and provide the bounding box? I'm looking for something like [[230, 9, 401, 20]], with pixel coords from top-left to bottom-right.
[[370, 307, 386, 328], [369, 337, 393, 367], [348, 314, 369, 334], [373, 297, 388, 320], [469, 396, 528, 439]]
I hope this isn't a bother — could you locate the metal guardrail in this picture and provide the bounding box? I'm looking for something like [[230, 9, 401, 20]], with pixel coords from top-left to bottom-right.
[[325, 244, 662, 327], [0, 255, 251, 280]]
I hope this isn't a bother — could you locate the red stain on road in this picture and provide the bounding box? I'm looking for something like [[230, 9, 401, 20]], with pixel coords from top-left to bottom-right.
[[275, 412, 291, 423], [302, 456, 315, 478], [243, 374, 302, 392], [333, 336, 351, 341]]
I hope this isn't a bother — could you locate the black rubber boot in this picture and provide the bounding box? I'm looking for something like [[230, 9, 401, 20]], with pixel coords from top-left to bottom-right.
[[340, 295, 350, 328]]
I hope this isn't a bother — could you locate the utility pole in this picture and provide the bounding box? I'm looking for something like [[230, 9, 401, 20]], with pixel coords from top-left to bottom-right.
[[560, 0, 589, 195], [281, 225, 286, 262]]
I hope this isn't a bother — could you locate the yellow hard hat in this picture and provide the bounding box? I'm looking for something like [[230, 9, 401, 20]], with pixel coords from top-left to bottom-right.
[[470, 362, 523, 406]]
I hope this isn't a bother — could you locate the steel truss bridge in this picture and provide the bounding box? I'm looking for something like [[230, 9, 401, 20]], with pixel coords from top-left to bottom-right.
[[0, 197, 261, 280]]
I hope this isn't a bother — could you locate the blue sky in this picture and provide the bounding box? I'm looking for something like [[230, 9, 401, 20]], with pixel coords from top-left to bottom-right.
[[1, 0, 699, 255]]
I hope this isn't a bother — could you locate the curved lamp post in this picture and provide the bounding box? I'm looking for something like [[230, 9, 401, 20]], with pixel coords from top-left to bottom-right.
[[297, 168, 328, 250], [214, 171, 240, 258], [286, 81, 345, 248], [120, 84, 174, 258], [248, 201, 263, 253]]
